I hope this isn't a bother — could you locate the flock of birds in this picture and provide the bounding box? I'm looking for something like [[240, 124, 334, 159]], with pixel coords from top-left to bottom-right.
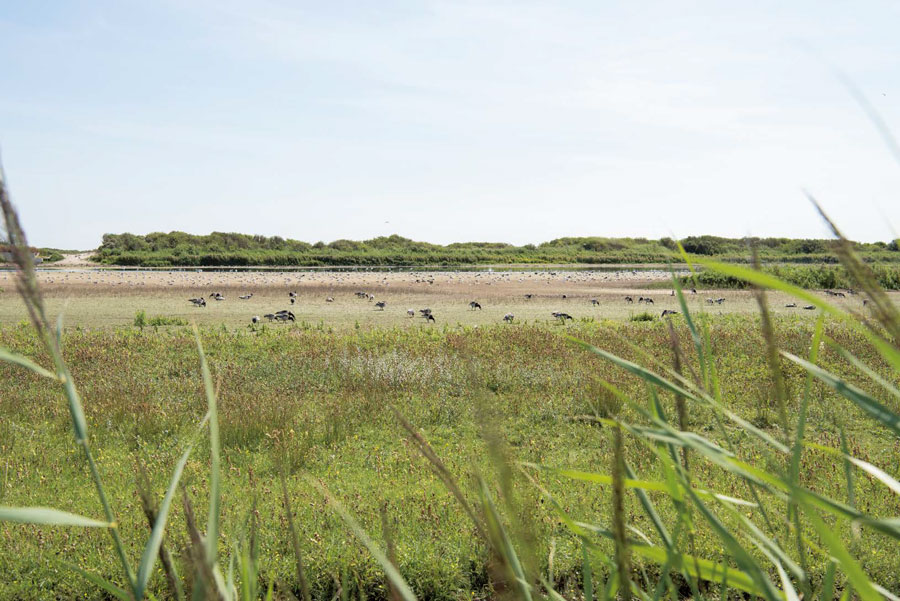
[[183, 284, 869, 325], [184, 288, 705, 325]]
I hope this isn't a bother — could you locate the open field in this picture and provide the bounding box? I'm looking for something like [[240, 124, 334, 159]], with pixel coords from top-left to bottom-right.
[[0, 268, 882, 329], [1, 264, 899, 600], [2, 317, 899, 600]]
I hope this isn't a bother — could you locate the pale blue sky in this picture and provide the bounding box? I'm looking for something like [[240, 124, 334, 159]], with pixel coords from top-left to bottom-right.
[[1, 1, 899, 249]]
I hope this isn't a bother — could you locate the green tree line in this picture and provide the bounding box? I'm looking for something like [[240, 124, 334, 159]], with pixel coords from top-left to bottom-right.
[[93, 231, 900, 267]]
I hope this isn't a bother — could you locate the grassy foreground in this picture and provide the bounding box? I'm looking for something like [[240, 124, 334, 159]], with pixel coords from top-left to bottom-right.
[[1, 318, 899, 599]]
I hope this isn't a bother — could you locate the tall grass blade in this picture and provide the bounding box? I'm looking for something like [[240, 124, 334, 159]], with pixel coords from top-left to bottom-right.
[[782, 351, 900, 437], [798, 500, 881, 601], [582, 539, 594, 601], [310, 478, 419, 601], [194, 327, 222, 566], [57, 560, 132, 601], [0, 506, 112, 527], [280, 471, 312, 601], [694, 259, 900, 372], [477, 476, 533, 601], [135, 412, 211, 599], [0, 347, 58, 380]]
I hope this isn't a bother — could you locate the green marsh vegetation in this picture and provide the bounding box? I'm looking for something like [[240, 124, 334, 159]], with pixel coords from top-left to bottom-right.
[[1, 167, 900, 600], [92, 232, 900, 269]]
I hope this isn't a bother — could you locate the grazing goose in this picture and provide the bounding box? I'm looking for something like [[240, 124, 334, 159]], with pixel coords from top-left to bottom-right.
[[803, 305, 816, 310], [785, 303, 797, 308], [375, 301, 386, 310], [274, 310, 296, 322], [326, 297, 334, 302], [189, 298, 207, 307], [524, 294, 533, 300], [661, 309, 679, 317], [289, 291, 297, 298], [263, 313, 276, 321], [625, 296, 633, 303], [251, 316, 260, 324], [706, 298, 715, 304], [503, 313, 515, 323], [715, 298, 725, 305], [590, 299, 599, 306], [407, 309, 415, 317], [551, 311, 573, 321], [239, 293, 253, 300], [419, 308, 432, 317], [290, 298, 295, 305], [469, 301, 482, 310], [425, 313, 436, 323]]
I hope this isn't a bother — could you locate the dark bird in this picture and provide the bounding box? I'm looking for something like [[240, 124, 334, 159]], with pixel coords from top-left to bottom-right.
[[503, 313, 515, 323], [375, 301, 386, 310], [551, 311, 573, 321], [469, 301, 482, 310], [661, 309, 679, 317], [189, 298, 206, 307], [425, 314, 436, 323]]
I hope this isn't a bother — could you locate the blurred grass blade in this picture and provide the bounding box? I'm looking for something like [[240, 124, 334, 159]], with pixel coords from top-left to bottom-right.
[[798, 500, 881, 601], [135, 411, 211, 598], [310, 478, 419, 601], [694, 258, 900, 372], [280, 470, 312, 601], [568, 336, 789, 453], [57, 560, 131, 601], [682, 488, 783, 601], [582, 539, 593, 601], [194, 327, 221, 565], [827, 340, 900, 401], [0, 506, 112, 527], [478, 476, 533, 601], [782, 351, 900, 438], [0, 347, 58, 380], [847, 455, 900, 496], [521, 463, 755, 506]]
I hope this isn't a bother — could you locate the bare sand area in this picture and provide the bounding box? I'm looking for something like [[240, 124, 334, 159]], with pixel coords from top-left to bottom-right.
[[0, 267, 875, 328]]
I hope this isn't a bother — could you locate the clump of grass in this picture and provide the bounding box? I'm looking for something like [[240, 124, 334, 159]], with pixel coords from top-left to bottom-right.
[[629, 311, 655, 322], [135, 310, 188, 329]]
